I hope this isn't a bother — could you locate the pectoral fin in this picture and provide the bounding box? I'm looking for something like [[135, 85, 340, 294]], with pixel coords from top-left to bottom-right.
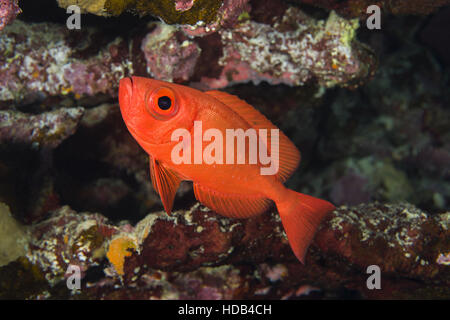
[[149, 156, 182, 215]]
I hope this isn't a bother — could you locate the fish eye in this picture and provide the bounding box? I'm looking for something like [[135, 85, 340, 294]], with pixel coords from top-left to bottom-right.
[[158, 96, 172, 110], [146, 87, 179, 121]]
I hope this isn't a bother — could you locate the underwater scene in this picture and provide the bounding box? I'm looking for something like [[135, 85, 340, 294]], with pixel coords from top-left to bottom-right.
[[0, 0, 448, 300]]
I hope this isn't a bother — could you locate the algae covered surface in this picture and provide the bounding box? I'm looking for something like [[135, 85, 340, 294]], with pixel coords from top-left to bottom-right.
[[0, 0, 449, 300], [58, 0, 224, 24], [0, 203, 28, 267]]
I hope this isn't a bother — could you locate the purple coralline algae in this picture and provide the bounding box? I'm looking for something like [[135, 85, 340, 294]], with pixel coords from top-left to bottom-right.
[[0, 21, 133, 103], [175, 0, 195, 12], [0, 0, 449, 301], [0, 107, 84, 148], [0, 6, 375, 104], [198, 8, 375, 89], [1, 201, 447, 298], [141, 23, 201, 82], [0, 0, 20, 31], [315, 203, 449, 282], [26, 206, 116, 285]]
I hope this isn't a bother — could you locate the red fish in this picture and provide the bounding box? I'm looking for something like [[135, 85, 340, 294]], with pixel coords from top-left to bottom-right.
[[118, 76, 335, 262]]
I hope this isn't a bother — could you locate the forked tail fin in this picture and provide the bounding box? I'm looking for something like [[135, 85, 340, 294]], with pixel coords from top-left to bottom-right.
[[276, 190, 335, 263]]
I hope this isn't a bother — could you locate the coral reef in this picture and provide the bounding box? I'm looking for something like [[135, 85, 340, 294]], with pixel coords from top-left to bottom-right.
[[0, 0, 20, 31], [0, 202, 448, 299], [130, 0, 223, 25], [26, 206, 115, 285], [0, 20, 134, 103], [141, 23, 201, 82], [315, 203, 449, 282], [58, 0, 231, 25], [0, 108, 84, 148], [0, 0, 449, 301], [88, 263, 244, 299], [198, 8, 375, 89], [56, 0, 250, 31], [174, 0, 195, 12], [0, 5, 375, 103]]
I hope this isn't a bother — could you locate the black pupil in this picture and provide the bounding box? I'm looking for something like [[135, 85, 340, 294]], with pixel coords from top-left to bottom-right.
[[158, 96, 172, 110]]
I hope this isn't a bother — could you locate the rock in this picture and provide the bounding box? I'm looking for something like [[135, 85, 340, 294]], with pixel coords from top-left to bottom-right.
[[141, 23, 201, 82], [181, 0, 251, 36], [0, 202, 28, 267], [326, 158, 414, 206], [25, 206, 116, 285], [6, 201, 446, 299], [0, 7, 376, 105], [0, 0, 20, 31], [85, 264, 245, 299], [107, 203, 290, 279], [57, 0, 251, 32], [0, 20, 136, 103], [197, 8, 376, 89], [314, 203, 449, 283], [0, 1, 448, 300], [18, 202, 286, 286], [0, 108, 84, 149], [57, 0, 235, 26]]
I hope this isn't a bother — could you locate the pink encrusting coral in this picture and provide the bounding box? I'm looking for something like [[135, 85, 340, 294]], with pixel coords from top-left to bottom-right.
[[314, 203, 449, 281], [175, 0, 195, 12], [0, 5, 374, 103], [15, 202, 449, 297], [0, 108, 84, 148], [141, 6, 375, 90], [141, 23, 201, 82], [26, 206, 119, 285], [0, 20, 135, 103], [0, 0, 20, 31], [199, 8, 375, 89]]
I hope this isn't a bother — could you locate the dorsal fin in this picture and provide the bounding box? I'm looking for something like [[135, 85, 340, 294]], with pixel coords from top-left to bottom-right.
[[193, 182, 272, 219], [205, 90, 301, 182], [149, 156, 182, 215]]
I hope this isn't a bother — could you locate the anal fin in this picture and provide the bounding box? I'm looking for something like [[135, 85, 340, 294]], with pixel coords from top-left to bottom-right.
[[193, 183, 271, 219]]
